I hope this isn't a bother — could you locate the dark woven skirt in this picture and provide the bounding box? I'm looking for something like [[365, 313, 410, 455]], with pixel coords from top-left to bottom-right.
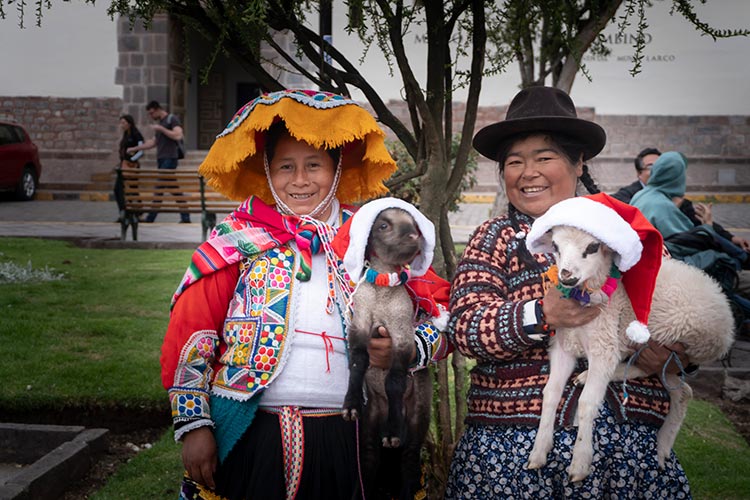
[[445, 403, 692, 499], [180, 410, 358, 500]]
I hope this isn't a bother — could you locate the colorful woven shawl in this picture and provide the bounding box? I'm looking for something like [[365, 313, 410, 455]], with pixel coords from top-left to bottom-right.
[[172, 196, 342, 307]]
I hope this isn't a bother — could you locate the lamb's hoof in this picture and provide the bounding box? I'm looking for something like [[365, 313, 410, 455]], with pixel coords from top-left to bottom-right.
[[526, 450, 548, 470], [525, 459, 546, 470], [341, 408, 359, 421], [382, 436, 400, 448], [567, 462, 592, 483], [574, 370, 589, 386]]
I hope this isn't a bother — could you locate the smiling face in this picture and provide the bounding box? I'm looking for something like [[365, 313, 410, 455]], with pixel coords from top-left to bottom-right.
[[267, 133, 337, 219], [502, 134, 583, 218]]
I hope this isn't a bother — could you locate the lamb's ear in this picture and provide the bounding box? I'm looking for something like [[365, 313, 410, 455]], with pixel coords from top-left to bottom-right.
[[525, 228, 554, 255]]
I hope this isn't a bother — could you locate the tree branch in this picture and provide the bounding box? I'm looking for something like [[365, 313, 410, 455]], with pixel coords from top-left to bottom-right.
[[556, 0, 623, 91]]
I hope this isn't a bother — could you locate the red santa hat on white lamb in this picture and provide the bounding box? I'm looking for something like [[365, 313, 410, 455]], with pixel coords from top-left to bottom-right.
[[526, 193, 664, 343]]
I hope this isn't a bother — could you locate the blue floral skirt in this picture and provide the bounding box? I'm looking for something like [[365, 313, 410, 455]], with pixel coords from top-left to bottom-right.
[[446, 403, 691, 499]]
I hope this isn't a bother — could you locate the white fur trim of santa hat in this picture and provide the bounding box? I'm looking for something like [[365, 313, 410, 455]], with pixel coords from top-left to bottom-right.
[[343, 197, 435, 282], [526, 196, 643, 272]]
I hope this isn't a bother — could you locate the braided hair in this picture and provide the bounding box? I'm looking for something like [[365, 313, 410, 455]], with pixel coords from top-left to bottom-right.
[[497, 132, 600, 270]]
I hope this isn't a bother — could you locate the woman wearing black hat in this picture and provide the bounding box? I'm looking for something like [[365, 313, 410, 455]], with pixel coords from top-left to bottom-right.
[[445, 86, 692, 498]]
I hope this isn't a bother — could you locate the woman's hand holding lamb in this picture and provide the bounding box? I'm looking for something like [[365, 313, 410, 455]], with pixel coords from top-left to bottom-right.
[[635, 340, 691, 376], [542, 286, 601, 330], [367, 326, 416, 369]]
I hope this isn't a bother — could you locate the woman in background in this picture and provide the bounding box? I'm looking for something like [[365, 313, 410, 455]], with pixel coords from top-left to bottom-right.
[[114, 114, 144, 221]]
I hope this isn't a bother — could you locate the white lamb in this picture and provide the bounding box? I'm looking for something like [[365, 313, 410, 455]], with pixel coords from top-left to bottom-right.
[[525, 195, 735, 483]]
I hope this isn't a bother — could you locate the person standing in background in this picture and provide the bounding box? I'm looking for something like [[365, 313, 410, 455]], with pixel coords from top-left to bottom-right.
[[127, 100, 191, 223], [114, 114, 144, 223]]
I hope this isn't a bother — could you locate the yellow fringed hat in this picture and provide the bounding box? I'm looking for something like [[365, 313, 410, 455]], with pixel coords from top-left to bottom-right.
[[199, 89, 398, 204]]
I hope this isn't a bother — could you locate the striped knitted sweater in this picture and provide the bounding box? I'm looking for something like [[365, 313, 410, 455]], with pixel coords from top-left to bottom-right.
[[448, 212, 671, 429]]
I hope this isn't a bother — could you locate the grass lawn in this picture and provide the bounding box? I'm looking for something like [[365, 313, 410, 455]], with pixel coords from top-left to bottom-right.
[[0, 238, 191, 412], [1, 237, 749, 498]]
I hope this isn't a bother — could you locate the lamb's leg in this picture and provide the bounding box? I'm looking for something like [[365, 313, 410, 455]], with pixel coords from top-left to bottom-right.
[[343, 326, 370, 421], [383, 350, 410, 448], [568, 351, 619, 482], [359, 398, 385, 497], [528, 338, 577, 470], [657, 374, 693, 468]]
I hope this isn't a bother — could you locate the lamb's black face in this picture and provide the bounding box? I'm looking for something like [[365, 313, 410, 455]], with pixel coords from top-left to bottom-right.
[[367, 208, 421, 266]]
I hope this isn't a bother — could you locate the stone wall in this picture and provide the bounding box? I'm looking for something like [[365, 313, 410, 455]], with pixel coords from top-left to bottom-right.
[[378, 100, 750, 193], [0, 96, 123, 184], [115, 14, 171, 127], [2, 95, 747, 191], [593, 115, 750, 192]]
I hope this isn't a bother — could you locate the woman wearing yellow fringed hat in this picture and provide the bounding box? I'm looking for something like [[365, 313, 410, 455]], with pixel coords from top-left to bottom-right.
[[159, 90, 451, 499]]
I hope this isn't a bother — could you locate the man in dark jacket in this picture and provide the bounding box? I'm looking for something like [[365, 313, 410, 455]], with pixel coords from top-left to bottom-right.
[[126, 100, 190, 223], [611, 147, 661, 204]]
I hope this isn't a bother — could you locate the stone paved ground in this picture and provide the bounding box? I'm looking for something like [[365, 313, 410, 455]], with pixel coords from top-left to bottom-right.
[[1, 195, 747, 244]]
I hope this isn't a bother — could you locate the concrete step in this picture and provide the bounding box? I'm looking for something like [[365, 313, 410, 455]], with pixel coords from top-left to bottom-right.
[[460, 190, 750, 204], [38, 181, 91, 191], [36, 190, 113, 202], [91, 172, 115, 183]]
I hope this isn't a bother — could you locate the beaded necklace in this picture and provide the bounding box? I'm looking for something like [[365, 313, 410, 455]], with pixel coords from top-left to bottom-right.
[[363, 262, 411, 287], [542, 263, 621, 305]]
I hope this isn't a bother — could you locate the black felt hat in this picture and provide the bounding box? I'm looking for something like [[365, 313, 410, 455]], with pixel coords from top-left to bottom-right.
[[473, 86, 606, 162]]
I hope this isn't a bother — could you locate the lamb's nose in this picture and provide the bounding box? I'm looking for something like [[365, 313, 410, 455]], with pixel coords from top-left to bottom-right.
[[559, 268, 578, 286]]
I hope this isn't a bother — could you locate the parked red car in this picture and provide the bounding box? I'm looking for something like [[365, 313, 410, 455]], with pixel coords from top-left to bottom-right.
[[0, 121, 42, 200]]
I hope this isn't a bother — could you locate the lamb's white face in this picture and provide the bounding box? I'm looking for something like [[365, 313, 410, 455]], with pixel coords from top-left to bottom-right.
[[549, 226, 613, 288]]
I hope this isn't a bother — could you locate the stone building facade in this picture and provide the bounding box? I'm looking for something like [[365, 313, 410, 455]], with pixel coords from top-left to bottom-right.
[[114, 14, 314, 151], [1, 15, 747, 190], [1, 95, 748, 190]]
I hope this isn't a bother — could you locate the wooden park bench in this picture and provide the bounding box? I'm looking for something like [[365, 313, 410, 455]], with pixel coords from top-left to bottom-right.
[[116, 168, 237, 241]]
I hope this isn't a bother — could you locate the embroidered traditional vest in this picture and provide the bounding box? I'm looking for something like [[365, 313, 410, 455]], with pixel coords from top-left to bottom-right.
[[212, 245, 299, 400]]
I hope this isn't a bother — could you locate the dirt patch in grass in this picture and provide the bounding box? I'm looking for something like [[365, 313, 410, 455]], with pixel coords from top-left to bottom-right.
[[694, 393, 750, 446], [61, 426, 168, 500]]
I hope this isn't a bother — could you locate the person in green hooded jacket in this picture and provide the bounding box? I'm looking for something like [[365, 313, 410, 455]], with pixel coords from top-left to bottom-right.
[[631, 151, 750, 328]]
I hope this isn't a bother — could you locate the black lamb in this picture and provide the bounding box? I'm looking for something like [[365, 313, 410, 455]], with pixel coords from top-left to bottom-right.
[[341, 203, 434, 500]]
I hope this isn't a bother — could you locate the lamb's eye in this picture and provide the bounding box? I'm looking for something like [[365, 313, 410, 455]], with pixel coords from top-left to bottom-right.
[[583, 242, 600, 256], [551, 242, 558, 253], [378, 222, 389, 231]]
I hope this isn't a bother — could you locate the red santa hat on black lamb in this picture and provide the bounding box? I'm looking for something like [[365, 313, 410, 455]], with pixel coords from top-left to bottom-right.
[[331, 197, 450, 330]]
